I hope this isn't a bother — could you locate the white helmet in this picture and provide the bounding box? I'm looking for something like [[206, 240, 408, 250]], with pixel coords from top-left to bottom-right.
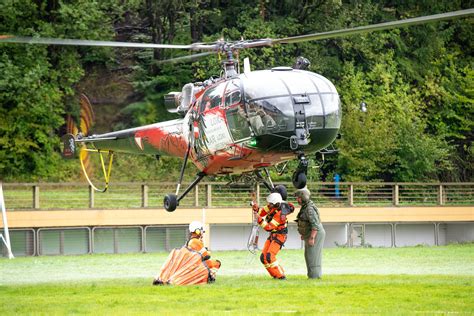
[[189, 221, 204, 234], [267, 192, 283, 205]]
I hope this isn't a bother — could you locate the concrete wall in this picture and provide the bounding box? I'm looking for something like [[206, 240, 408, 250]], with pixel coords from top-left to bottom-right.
[[208, 223, 350, 250], [209, 224, 303, 251], [364, 224, 393, 247], [3, 221, 473, 257], [439, 222, 474, 245], [395, 223, 436, 246], [323, 223, 348, 248], [207, 222, 474, 250]]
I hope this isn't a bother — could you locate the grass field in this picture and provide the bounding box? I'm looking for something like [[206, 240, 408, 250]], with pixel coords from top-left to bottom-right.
[[1, 244, 473, 314]]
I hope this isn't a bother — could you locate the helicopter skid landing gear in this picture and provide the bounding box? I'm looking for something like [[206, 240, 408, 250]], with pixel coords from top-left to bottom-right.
[[164, 120, 206, 212], [292, 153, 308, 189], [164, 194, 177, 212], [274, 184, 288, 201], [164, 172, 206, 212]]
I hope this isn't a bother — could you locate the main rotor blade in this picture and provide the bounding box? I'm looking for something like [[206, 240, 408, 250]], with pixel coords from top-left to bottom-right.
[[156, 52, 214, 64], [272, 9, 474, 45], [0, 35, 218, 50]]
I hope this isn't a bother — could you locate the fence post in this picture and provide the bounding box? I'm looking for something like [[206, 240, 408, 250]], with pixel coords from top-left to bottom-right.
[[33, 185, 40, 209], [59, 230, 65, 255], [394, 184, 399, 206], [438, 184, 444, 206], [89, 185, 94, 209], [113, 228, 118, 254], [206, 184, 212, 207], [142, 184, 148, 208], [349, 184, 354, 206], [194, 184, 199, 207]]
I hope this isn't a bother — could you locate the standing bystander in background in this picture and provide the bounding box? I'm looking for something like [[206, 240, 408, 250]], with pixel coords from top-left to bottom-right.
[[294, 188, 326, 279]]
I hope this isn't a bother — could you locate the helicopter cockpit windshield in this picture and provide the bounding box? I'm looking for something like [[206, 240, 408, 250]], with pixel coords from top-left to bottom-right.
[[240, 68, 341, 138], [241, 71, 294, 136]]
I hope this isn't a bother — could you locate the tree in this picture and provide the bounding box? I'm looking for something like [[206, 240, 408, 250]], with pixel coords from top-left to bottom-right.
[[0, 0, 116, 180]]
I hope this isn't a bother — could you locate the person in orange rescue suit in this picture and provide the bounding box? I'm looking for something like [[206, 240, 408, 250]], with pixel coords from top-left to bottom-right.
[[186, 221, 221, 279], [252, 192, 295, 279]]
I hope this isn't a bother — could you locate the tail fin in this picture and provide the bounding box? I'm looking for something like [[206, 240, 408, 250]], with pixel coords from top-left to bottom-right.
[[61, 93, 94, 159]]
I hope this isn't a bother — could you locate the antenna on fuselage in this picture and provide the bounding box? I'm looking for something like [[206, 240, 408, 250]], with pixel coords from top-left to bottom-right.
[[243, 57, 251, 74]]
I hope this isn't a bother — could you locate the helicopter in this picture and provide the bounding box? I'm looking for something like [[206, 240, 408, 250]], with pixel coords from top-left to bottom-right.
[[1, 9, 472, 212]]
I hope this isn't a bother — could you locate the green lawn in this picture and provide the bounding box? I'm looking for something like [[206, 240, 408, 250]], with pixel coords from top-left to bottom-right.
[[1, 244, 473, 314]]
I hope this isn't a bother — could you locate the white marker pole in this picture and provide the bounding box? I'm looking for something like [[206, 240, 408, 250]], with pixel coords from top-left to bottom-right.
[[0, 182, 14, 259]]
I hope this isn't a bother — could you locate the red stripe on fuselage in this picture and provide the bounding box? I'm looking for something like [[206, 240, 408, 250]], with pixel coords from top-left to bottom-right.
[[135, 125, 188, 158]]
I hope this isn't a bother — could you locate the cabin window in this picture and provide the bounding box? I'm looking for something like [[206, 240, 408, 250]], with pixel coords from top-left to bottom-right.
[[225, 103, 251, 141], [283, 72, 316, 95], [224, 79, 242, 108], [242, 72, 287, 99], [225, 90, 241, 107], [199, 82, 226, 112], [309, 75, 336, 93], [305, 95, 324, 129], [246, 96, 294, 135], [199, 88, 213, 112], [322, 93, 341, 128]]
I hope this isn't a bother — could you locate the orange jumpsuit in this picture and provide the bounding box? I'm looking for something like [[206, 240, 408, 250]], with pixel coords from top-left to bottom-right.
[[186, 234, 221, 273], [255, 204, 291, 279]]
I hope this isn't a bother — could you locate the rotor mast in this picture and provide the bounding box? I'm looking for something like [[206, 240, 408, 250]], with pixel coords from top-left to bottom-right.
[[220, 42, 238, 79]]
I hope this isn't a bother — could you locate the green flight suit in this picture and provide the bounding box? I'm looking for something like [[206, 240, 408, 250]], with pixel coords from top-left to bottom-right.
[[296, 200, 325, 279]]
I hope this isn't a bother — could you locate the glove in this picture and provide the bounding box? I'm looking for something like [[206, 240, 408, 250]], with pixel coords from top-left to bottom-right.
[[251, 202, 259, 213], [257, 217, 264, 225]]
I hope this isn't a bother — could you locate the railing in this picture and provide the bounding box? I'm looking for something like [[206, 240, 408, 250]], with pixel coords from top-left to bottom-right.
[[2, 182, 473, 210]]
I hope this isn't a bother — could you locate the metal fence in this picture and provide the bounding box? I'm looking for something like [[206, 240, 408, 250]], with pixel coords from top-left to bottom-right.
[[3, 182, 473, 210]]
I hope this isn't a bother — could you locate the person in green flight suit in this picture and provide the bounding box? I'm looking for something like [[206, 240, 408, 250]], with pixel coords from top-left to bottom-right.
[[294, 188, 326, 279]]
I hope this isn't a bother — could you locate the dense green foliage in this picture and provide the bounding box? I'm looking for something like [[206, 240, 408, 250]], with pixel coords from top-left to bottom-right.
[[0, 0, 124, 180], [1, 1, 472, 182]]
